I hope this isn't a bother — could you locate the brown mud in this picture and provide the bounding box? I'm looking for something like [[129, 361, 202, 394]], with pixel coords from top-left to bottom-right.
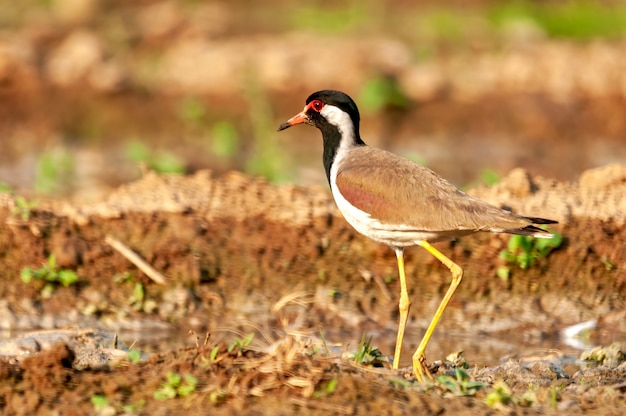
[[0, 166, 625, 415]]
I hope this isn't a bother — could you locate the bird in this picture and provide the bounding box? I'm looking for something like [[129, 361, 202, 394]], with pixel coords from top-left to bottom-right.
[[277, 89, 557, 381]]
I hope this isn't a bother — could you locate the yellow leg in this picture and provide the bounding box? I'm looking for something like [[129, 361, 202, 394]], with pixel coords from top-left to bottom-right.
[[412, 241, 464, 382], [392, 248, 411, 369]]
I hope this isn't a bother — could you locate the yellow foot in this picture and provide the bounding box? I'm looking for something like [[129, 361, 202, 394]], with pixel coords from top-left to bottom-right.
[[413, 354, 434, 382]]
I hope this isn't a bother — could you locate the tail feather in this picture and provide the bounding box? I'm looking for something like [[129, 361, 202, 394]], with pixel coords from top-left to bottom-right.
[[506, 216, 558, 239], [523, 216, 558, 225]]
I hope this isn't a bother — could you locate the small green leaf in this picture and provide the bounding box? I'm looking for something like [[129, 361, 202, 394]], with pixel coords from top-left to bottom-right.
[[211, 121, 239, 157], [47, 254, 56, 270], [325, 378, 338, 394], [210, 345, 219, 362], [496, 266, 510, 280], [58, 270, 78, 287], [21, 268, 33, 283], [517, 252, 532, 269], [132, 283, 145, 302], [154, 385, 177, 400], [507, 235, 522, 253], [127, 349, 142, 363], [166, 372, 181, 387], [90, 394, 109, 410]]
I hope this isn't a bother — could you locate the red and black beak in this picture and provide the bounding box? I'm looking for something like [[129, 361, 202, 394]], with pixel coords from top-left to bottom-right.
[[277, 108, 313, 131]]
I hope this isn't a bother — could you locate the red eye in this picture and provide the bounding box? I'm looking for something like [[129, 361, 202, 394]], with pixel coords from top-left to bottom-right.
[[309, 100, 324, 112]]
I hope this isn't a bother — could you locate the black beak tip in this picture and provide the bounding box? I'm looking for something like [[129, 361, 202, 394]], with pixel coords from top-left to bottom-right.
[[277, 122, 291, 132]]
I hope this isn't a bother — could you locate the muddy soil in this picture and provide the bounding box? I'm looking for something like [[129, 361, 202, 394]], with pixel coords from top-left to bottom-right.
[[0, 166, 625, 415]]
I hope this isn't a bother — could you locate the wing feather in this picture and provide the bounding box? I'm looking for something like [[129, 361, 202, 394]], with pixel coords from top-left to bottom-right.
[[335, 147, 539, 233]]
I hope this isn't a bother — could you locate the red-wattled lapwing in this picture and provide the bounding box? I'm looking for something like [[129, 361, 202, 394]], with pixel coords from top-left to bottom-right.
[[278, 89, 557, 381]]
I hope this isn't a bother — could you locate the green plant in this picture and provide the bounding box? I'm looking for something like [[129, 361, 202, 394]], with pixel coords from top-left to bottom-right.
[[421, 9, 468, 43], [210, 345, 220, 362], [124, 140, 185, 174], [127, 349, 142, 364], [484, 380, 535, 409], [11, 196, 38, 220], [313, 378, 338, 398], [243, 76, 290, 182], [601, 257, 616, 271], [549, 384, 566, 409], [210, 121, 240, 158], [21, 255, 79, 298], [358, 76, 410, 114], [227, 333, 255, 353], [35, 148, 75, 195], [121, 399, 146, 413], [90, 394, 114, 415], [200, 344, 221, 368], [437, 367, 487, 396], [488, 1, 626, 40], [177, 96, 208, 129], [497, 232, 562, 280], [484, 380, 515, 409], [320, 330, 331, 356], [130, 282, 145, 310], [154, 372, 198, 400], [353, 333, 384, 366], [0, 182, 12, 193], [480, 168, 500, 186], [288, 4, 370, 34]]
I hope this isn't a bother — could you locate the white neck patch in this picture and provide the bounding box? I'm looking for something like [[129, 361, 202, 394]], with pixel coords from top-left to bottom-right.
[[320, 104, 357, 166]]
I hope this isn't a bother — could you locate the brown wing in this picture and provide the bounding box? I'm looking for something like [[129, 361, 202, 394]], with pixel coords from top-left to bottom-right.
[[335, 147, 536, 233]]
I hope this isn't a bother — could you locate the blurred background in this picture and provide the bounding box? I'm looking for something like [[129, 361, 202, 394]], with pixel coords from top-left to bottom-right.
[[1, 0, 625, 199]]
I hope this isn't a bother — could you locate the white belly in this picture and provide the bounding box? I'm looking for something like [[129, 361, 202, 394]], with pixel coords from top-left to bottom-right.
[[329, 180, 436, 247]]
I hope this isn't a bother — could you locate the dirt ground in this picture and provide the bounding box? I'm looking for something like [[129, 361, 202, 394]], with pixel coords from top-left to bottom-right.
[[0, 166, 625, 415]]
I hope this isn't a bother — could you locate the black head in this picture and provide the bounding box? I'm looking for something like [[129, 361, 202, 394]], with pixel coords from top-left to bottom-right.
[[277, 90, 365, 184], [304, 90, 361, 134], [278, 90, 363, 142]]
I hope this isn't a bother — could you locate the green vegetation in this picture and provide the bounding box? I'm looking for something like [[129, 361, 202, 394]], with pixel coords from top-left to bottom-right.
[[289, 4, 371, 34], [227, 332, 255, 353], [358, 76, 410, 114], [419, 9, 469, 43], [154, 372, 198, 400], [210, 121, 240, 158], [11, 196, 38, 221], [21, 255, 79, 298], [484, 380, 536, 409], [126, 349, 142, 364], [288, 1, 626, 42], [244, 77, 290, 182], [497, 232, 562, 280], [35, 149, 75, 195], [91, 393, 145, 414], [437, 367, 487, 396], [313, 378, 338, 398], [113, 272, 156, 313], [124, 140, 185, 174], [353, 333, 385, 366], [488, 1, 626, 40], [484, 381, 514, 409], [479, 168, 500, 187], [209, 345, 220, 362], [90, 395, 111, 413], [177, 96, 208, 130], [177, 96, 241, 160], [0, 182, 12, 193]]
